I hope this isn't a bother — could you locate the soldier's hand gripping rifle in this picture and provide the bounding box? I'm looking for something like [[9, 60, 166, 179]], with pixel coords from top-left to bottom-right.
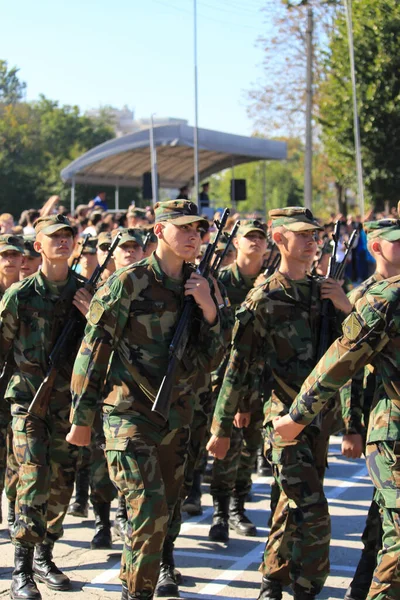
[[311, 222, 360, 431], [152, 209, 230, 421], [71, 233, 90, 271], [210, 220, 240, 277], [28, 232, 122, 421]]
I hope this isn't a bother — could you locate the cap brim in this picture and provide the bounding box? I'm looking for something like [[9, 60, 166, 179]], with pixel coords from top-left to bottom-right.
[[40, 224, 74, 235], [161, 215, 209, 230], [117, 234, 143, 247], [0, 244, 23, 254], [285, 222, 323, 232], [375, 229, 400, 242], [242, 227, 267, 238]]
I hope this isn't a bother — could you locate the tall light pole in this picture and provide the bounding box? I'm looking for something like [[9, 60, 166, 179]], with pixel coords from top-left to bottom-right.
[[193, 0, 199, 205], [149, 114, 159, 205], [304, 4, 313, 210], [344, 0, 365, 219]]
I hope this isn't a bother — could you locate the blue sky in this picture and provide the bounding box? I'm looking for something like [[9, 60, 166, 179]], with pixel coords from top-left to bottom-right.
[[1, 0, 279, 136]]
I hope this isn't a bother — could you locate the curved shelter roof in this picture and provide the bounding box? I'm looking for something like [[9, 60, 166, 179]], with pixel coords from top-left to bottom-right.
[[61, 124, 287, 189]]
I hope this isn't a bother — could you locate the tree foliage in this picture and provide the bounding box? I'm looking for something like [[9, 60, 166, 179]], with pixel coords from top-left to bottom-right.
[[0, 62, 116, 215], [0, 60, 26, 105], [319, 0, 400, 210]]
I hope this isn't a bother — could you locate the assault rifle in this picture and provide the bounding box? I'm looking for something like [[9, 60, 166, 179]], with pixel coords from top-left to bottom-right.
[[263, 253, 281, 279], [71, 233, 90, 271], [311, 222, 360, 431], [142, 231, 152, 254], [28, 232, 122, 421], [210, 220, 240, 277], [151, 209, 230, 421]]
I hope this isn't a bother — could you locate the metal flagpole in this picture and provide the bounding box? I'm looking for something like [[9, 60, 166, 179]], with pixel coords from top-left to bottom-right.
[[149, 114, 159, 205], [344, 0, 365, 219], [193, 0, 199, 205]]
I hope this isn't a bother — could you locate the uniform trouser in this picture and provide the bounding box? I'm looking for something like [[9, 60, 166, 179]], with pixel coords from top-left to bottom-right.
[[11, 403, 79, 547], [260, 426, 330, 596], [106, 418, 190, 598], [210, 408, 263, 499], [361, 490, 383, 556], [90, 414, 117, 505], [365, 441, 400, 600], [183, 386, 212, 495], [0, 397, 19, 503]]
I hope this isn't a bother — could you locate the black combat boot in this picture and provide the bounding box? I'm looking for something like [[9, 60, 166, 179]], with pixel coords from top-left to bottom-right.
[[344, 552, 377, 600], [181, 470, 203, 516], [8, 499, 16, 538], [258, 576, 283, 600], [229, 494, 257, 536], [121, 582, 153, 599], [33, 542, 70, 590], [10, 544, 42, 600], [155, 536, 179, 598], [91, 502, 112, 549], [257, 447, 272, 476], [113, 494, 128, 540], [67, 464, 90, 518], [292, 585, 316, 600], [209, 496, 230, 542]]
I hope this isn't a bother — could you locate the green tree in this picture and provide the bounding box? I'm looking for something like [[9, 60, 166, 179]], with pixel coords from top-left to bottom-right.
[[319, 0, 400, 211], [0, 60, 26, 105]]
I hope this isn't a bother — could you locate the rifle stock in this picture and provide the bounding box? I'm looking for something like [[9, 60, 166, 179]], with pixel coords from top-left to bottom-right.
[[27, 233, 122, 420], [151, 209, 230, 420]]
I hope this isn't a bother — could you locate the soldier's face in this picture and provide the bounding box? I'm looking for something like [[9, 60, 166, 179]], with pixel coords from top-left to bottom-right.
[[36, 228, 74, 262], [278, 229, 318, 263], [379, 238, 400, 267], [0, 250, 23, 277], [114, 241, 143, 269], [20, 255, 42, 279], [81, 252, 98, 271], [235, 232, 267, 257], [158, 222, 203, 261]]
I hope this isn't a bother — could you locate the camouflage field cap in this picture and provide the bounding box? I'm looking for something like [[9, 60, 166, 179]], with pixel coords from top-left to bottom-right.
[[112, 228, 143, 247], [78, 236, 97, 254], [23, 236, 41, 258], [237, 219, 266, 238], [269, 207, 323, 231], [127, 206, 147, 218], [97, 231, 112, 248], [154, 200, 209, 231], [0, 234, 24, 254], [364, 219, 400, 242], [34, 214, 74, 236]]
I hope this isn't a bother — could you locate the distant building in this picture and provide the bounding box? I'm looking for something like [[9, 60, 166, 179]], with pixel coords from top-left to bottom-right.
[[86, 105, 188, 137]]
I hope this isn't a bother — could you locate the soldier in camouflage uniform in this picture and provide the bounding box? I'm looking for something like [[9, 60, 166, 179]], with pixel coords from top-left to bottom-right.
[[208, 219, 268, 542], [0, 235, 23, 533], [67, 199, 224, 600], [340, 219, 400, 600], [207, 207, 353, 600], [273, 222, 400, 599], [112, 227, 144, 269], [0, 215, 92, 600], [19, 237, 42, 280]]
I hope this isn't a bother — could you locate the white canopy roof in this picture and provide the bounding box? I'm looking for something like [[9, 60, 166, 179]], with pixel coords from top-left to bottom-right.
[[61, 124, 287, 189]]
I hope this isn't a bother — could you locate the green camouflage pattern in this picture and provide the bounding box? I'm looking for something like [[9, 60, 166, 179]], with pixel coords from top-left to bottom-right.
[[289, 275, 400, 447], [71, 252, 223, 431], [288, 276, 400, 599], [70, 252, 223, 596], [340, 272, 385, 435], [260, 427, 331, 595], [211, 271, 339, 439], [0, 269, 85, 546]]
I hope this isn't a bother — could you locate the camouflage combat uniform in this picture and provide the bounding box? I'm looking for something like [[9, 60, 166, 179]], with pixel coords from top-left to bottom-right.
[[211, 208, 343, 596], [211, 258, 265, 503], [70, 246, 223, 598], [288, 273, 400, 600], [0, 262, 86, 548]]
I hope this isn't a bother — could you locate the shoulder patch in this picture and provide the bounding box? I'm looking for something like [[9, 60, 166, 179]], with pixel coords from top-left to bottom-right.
[[342, 312, 363, 341], [89, 300, 105, 325]]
